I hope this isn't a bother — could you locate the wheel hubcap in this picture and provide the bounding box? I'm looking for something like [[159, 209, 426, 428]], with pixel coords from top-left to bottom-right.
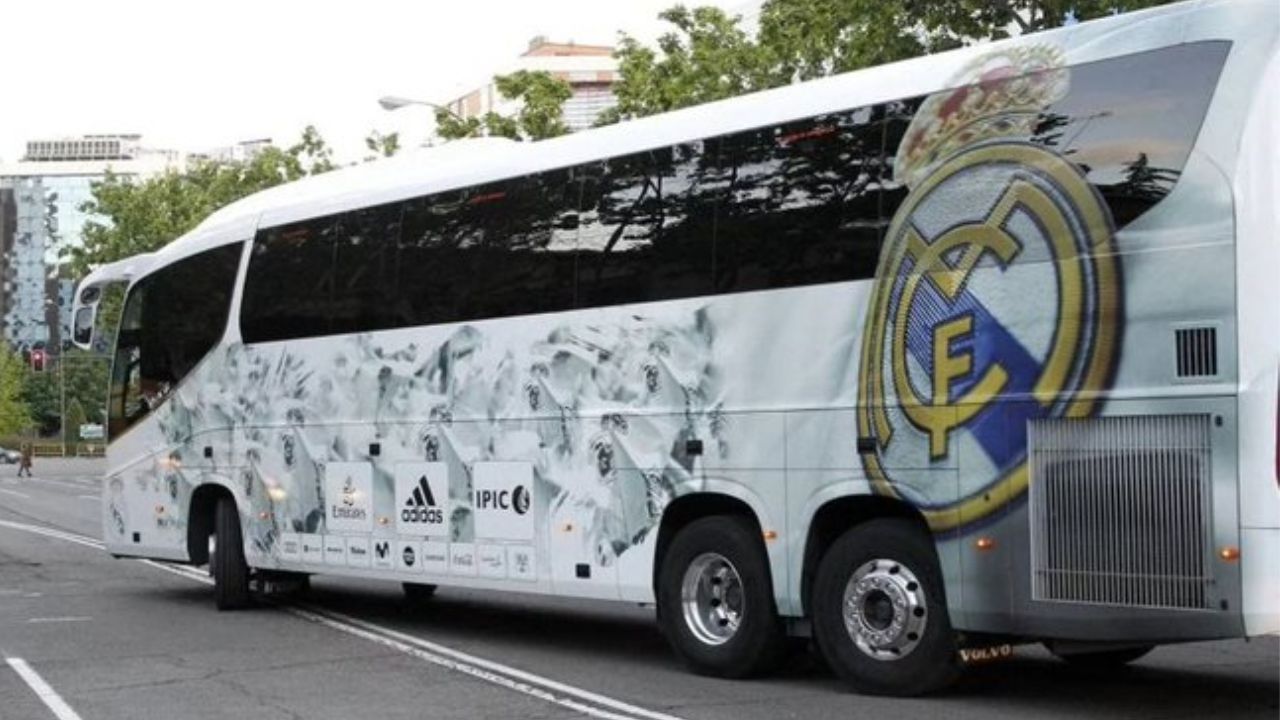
[[842, 558, 927, 661], [681, 552, 745, 646]]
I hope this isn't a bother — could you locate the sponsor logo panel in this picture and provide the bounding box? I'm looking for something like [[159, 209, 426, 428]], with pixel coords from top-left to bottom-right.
[[346, 536, 371, 567], [372, 539, 395, 570], [472, 462, 534, 541], [324, 462, 373, 533], [398, 540, 422, 572], [507, 545, 537, 582], [323, 535, 348, 565], [301, 534, 324, 565], [394, 462, 450, 538], [278, 532, 300, 560], [477, 544, 506, 579], [421, 541, 449, 575], [450, 543, 477, 576]]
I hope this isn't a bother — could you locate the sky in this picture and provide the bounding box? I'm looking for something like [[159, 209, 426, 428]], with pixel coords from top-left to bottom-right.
[[0, 0, 749, 164]]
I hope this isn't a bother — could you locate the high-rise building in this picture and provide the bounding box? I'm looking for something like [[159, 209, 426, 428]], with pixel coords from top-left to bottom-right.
[[0, 134, 182, 351], [187, 138, 274, 166], [444, 36, 620, 133]]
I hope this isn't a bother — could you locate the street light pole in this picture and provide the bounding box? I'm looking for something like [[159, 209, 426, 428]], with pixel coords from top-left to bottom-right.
[[377, 95, 466, 123], [59, 352, 66, 457]]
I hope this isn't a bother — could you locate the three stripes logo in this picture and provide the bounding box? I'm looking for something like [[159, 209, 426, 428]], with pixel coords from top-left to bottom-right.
[[402, 475, 444, 526]]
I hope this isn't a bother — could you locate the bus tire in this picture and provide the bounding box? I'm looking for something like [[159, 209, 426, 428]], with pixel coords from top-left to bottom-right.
[[211, 496, 252, 610], [1046, 643, 1153, 668], [403, 583, 438, 602], [657, 515, 786, 678], [812, 519, 959, 696]]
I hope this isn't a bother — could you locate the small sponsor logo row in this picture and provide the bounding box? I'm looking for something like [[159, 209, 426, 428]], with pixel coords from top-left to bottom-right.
[[278, 533, 536, 582]]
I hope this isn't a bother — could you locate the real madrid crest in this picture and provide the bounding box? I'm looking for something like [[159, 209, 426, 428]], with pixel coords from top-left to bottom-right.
[[857, 45, 1122, 533]]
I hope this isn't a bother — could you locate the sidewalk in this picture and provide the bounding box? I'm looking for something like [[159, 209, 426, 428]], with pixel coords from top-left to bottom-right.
[[7, 456, 105, 478]]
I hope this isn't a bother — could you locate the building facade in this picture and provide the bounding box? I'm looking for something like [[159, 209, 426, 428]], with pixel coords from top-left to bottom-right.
[[0, 135, 181, 351], [445, 37, 620, 133]]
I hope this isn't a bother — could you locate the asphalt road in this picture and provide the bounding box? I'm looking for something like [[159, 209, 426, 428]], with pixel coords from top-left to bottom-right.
[[0, 459, 1276, 720]]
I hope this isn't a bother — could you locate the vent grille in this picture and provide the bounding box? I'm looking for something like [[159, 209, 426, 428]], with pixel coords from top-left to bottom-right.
[[1175, 327, 1218, 378], [1030, 415, 1212, 610]]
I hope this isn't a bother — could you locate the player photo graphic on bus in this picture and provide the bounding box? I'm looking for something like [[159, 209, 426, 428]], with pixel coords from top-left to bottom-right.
[[857, 45, 1123, 533]]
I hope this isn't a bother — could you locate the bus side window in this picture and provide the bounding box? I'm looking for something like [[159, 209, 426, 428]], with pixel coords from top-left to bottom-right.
[[398, 190, 477, 327], [714, 105, 887, 295], [108, 243, 241, 440], [241, 217, 338, 343], [576, 142, 716, 309], [464, 171, 579, 321], [332, 203, 406, 334]]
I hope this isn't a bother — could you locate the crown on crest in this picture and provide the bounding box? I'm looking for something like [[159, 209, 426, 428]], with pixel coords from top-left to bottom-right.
[[894, 45, 1070, 189]]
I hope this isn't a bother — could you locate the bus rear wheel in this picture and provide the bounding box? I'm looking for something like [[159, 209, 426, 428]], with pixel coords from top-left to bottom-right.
[[657, 515, 786, 678], [812, 519, 959, 696], [210, 496, 252, 610]]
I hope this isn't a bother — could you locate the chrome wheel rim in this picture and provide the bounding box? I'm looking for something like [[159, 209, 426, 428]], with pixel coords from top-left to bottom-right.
[[842, 558, 927, 661], [680, 552, 745, 646]]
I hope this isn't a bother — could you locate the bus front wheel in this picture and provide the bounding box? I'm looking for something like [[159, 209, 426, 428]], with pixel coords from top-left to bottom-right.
[[812, 519, 959, 696], [657, 515, 786, 678], [210, 496, 252, 610]]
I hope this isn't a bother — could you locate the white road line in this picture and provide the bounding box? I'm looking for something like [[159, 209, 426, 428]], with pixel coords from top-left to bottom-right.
[[26, 617, 93, 624], [294, 605, 688, 720], [0, 521, 103, 551], [0, 520, 688, 720], [0, 488, 31, 499], [17, 478, 94, 491], [135, 561, 681, 720], [4, 657, 85, 720], [76, 496, 98, 502], [290, 606, 644, 720]]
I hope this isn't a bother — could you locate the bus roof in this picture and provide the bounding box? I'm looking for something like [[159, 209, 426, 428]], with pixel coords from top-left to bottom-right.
[[129, 0, 1273, 276]]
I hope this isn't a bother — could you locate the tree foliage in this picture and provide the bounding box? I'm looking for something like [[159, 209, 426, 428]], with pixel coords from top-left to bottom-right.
[[364, 130, 401, 161], [434, 70, 574, 142], [0, 351, 33, 436], [20, 352, 109, 438], [600, 0, 1181, 123]]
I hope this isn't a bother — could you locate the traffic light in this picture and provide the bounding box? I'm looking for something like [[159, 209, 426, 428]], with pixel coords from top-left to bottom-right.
[[30, 348, 45, 372]]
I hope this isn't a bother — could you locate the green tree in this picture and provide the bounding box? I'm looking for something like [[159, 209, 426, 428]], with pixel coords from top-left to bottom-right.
[[599, 6, 774, 124], [67, 126, 337, 276], [364, 130, 402, 161], [0, 351, 33, 436], [62, 398, 87, 447], [20, 370, 59, 437], [435, 70, 574, 142]]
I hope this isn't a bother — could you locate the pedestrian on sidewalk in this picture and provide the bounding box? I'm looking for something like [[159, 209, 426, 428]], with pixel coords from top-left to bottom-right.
[[17, 443, 33, 478]]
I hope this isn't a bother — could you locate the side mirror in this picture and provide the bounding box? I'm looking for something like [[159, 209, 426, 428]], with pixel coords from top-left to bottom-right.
[[71, 284, 102, 352], [73, 305, 96, 347]]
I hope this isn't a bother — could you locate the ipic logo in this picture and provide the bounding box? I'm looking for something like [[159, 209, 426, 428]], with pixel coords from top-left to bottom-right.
[[476, 484, 531, 515], [402, 475, 443, 525], [402, 545, 417, 567]]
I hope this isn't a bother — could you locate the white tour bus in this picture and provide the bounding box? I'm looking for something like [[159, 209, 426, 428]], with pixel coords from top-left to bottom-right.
[[74, 0, 1278, 695]]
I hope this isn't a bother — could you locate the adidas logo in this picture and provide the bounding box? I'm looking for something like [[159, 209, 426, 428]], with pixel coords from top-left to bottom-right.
[[402, 475, 444, 525]]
